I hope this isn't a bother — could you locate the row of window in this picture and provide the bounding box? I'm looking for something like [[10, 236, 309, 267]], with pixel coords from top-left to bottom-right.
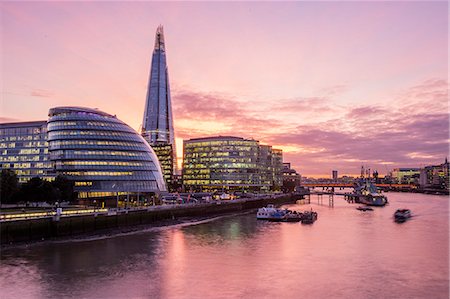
[[0, 155, 49, 162], [2, 162, 51, 169], [50, 150, 150, 158], [3, 148, 49, 155], [183, 173, 260, 179], [49, 140, 147, 151], [1, 135, 45, 142], [0, 127, 45, 136], [62, 171, 156, 180], [183, 180, 263, 185], [184, 159, 257, 165], [184, 141, 257, 148], [48, 130, 141, 142], [57, 160, 151, 167], [185, 152, 256, 158], [183, 168, 264, 175], [48, 121, 134, 133], [0, 141, 47, 149], [185, 147, 257, 153]]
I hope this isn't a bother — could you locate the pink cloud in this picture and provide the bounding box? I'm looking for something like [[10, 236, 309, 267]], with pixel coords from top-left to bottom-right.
[[31, 89, 54, 98]]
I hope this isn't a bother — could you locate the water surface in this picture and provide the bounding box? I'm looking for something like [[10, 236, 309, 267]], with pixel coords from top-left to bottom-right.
[[1, 192, 448, 299]]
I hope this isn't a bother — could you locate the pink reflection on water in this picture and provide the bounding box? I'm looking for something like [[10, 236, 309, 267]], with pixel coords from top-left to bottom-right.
[[0, 193, 448, 299]]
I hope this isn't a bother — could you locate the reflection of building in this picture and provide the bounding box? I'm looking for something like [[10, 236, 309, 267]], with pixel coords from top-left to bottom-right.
[[419, 159, 449, 190], [282, 163, 301, 192], [141, 25, 176, 189], [0, 121, 53, 183], [182, 136, 283, 192], [332, 170, 338, 182], [47, 107, 166, 198], [391, 168, 420, 184]]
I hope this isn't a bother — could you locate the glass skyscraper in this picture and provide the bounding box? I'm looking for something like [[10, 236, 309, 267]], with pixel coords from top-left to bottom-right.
[[142, 25, 176, 189]]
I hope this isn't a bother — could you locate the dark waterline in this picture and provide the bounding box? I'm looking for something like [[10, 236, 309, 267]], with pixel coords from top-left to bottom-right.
[[1, 192, 448, 299]]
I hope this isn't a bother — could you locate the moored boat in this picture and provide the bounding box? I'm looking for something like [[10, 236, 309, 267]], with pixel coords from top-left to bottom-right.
[[256, 204, 280, 220], [301, 210, 318, 224], [267, 210, 287, 222], [283, 211, 302, 222]]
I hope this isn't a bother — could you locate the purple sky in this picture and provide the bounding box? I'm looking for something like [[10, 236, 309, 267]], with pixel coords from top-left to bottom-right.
[[1, 1, 448, 177]]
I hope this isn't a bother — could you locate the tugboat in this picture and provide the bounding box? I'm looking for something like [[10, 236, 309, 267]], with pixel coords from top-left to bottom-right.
[[283, 211, 302, 222], [301, 210, 318, 224], [394, 209, 411, 222]]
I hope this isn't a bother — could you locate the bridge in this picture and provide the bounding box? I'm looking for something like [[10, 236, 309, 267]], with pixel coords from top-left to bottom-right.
[[297, 190, 380, 208], [301, 183, 417, 189]]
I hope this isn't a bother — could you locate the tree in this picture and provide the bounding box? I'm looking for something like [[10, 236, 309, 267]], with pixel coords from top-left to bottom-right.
[[21, 177, 58, 203], [52, 175, 75, 203], [21, 177, 44, 203], [1, 169, 19, 204]]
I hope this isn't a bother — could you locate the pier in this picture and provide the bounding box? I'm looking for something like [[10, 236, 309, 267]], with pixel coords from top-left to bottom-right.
[[296, 189, 380, 207]]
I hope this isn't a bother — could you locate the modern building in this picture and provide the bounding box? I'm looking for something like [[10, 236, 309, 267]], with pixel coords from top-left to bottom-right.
[[258, 145, 283, 191], [419, 159, 449, 190], [282, 163, 301, 193], [47, 106, 166, 198], [141, 25, 176, 189], [332, 170, 338, 182], [391, 168, 420, 184], [0, 121, 53, 183], [182, 136, 283, 192], [272, 149, 284, 190]]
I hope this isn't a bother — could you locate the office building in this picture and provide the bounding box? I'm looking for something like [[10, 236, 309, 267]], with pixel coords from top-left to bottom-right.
[[183, 136, 283, 192], [419, 159, 449, 190], [391, 168, 420, 184], [332, 170, 338, 182], [47, 106, 166, 198], [0, 121, 53, 183], [282, 163, 301, 193], [141, 25, 176, 189]]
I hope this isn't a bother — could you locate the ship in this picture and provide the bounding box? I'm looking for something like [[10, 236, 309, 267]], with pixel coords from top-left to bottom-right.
[[353, 166, 388, 207]]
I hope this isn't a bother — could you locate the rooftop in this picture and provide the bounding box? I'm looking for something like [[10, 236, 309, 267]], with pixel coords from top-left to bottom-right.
[[185, 136, 257, 143]]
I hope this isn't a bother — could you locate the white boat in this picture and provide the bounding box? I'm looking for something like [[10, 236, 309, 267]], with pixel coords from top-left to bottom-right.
[[256, 204, 280, 220]]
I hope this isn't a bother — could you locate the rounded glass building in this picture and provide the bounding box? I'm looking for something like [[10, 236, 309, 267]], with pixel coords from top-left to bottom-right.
[[47, 107, 166, 197]]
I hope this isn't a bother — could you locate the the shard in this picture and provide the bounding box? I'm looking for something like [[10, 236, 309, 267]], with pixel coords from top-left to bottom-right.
[[142, 25, 176, 189]]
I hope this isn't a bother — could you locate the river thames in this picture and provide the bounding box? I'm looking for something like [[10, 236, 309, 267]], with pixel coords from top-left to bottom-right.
[[1, 192, 448, 299]]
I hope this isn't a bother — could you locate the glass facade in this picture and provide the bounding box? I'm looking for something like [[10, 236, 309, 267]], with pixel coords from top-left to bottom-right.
[[183, 136, 283, 192], [0, 121, 53, 183], [47, 107, 167, 194], [141, 25, 176, 189], [151, 143, 174, 187]]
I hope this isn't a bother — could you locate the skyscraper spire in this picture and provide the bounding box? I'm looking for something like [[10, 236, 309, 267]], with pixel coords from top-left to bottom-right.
[[142, 25, 175, 145], [142, 25, 176, 189], [154, 25, 165, 51]]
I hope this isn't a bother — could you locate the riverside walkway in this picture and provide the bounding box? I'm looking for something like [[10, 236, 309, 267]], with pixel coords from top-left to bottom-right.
[[0, 194, 289, 223]]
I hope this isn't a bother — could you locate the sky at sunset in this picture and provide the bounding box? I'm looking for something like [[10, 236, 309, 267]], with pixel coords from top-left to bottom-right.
[[1, 1, 448, 177]]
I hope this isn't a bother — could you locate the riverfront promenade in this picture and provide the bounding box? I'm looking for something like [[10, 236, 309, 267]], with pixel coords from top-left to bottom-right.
[[0, 194, 296, 245]]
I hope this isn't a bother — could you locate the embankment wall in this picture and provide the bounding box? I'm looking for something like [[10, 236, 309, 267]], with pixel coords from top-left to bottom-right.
[[1, 195, 296, 245]]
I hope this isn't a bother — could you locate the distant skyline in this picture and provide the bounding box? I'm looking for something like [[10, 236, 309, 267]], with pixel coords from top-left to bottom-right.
[[1, 1, 448, 177]]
